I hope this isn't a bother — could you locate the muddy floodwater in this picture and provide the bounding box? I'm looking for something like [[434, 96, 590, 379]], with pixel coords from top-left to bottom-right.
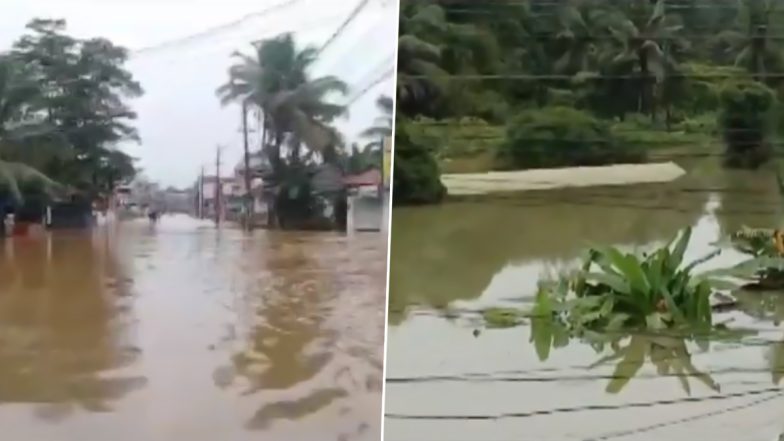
[[0, 215, 386, 441], [386, 157, 784, 441]]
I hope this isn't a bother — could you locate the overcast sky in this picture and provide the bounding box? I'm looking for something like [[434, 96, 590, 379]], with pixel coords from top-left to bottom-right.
[[0, 0, 398, 188]]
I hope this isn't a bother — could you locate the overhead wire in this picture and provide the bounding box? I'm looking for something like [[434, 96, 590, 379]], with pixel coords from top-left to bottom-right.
[[316, 0, 374, 56], [384, 386, 783, 420], [130, 0, 305, 56]]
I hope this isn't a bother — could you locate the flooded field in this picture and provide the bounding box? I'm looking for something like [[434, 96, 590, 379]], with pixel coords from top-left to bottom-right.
[[386, 158, 784, 441], [0, 215, 386, 441]]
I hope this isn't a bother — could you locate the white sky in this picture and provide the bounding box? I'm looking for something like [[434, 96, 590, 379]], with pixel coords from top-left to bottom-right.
[[0, 0, 398, 188]]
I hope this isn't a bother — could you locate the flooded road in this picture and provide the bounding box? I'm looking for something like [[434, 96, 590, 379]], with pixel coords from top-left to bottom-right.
[[0, 215, 386, 441], [385, 158, 784, 441]]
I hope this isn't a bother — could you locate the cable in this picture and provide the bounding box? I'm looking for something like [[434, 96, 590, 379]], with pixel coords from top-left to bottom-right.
[[316, 0, 373, 56], [384, 386, 782, 420], [583, 391, 784, 441], [403, 71, 784, 80], [346, 67, 395, 106], [130, 0, 305, 56]]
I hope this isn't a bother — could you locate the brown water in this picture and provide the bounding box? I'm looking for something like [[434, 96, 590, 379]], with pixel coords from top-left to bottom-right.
[[386, 158, 784, 441], [0, 215, 386, 441]]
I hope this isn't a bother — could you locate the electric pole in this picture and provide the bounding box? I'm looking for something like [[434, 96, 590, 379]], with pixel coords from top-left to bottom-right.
[[215, 145, 222, 226], [199, 166, 205, 219], [242, 101, 253, 230]]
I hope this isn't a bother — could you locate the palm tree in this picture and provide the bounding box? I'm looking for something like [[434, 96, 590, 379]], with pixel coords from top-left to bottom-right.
[[715, 0, 783, 83], [554, 0, 607, 75], [599, 0, 685, 118], [396, 3, 448, 115], [217, 33, 348, 164], [360, 94, 392, 150], [216, 33, 349, 227]]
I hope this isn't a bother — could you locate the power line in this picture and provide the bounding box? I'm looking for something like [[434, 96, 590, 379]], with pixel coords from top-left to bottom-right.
[[130, 0, 305, 56], [316, 0, 373, 56], [404, 71, 784, 80], [346, 66, 395, 106], [384, 386, 782, 421]]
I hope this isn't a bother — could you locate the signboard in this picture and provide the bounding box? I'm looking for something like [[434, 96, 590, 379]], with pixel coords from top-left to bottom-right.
[[383, 136, 392, 188]]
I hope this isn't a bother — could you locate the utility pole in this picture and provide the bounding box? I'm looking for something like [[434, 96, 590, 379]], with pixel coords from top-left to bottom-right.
[[215, 145, 222, 226], [199, 166, 205, 219], [242, 101, 253, 230]]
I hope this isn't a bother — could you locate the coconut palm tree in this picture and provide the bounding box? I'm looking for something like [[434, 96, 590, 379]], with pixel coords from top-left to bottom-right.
[[553, 0, 608, 75], [396, 3, 448, 114], [360, 94, 393, 150], [714, 0, 784, 83], [216, 33, 348, 227], [588, 0, 686, 119], [217, 33, 348, 166]]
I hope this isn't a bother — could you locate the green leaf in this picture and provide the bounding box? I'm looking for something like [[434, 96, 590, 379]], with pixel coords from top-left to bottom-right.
[[661, 285, 688, 324], [530, 316, 554, 361], [583, 271, 631, 295], [669, 227, 692, 270], [606, 336, 647, 394]]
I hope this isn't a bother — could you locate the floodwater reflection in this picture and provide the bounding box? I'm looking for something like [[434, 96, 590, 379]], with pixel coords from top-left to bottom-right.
[[386, 160, 784, 441], [0, 231, 144, 421], [0, 216, 386, 441]]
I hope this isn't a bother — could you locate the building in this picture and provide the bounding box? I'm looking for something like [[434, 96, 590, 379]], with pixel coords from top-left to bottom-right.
[[344, 168, 385, 232], [195, 175, 238, 220]]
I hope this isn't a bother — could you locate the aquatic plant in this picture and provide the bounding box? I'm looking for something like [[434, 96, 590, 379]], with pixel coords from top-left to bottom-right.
[[716, 171, 784, 288], [713, 227, 784, 288], [534, 227, 720, 335]]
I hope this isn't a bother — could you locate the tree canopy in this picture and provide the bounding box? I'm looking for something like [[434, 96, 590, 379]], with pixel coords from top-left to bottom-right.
[[394, 0, 784, 204], [0, 18, 142, 203]]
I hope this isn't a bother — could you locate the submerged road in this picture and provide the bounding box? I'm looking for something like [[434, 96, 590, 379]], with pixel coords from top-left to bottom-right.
[[0, 215, 387, 441]]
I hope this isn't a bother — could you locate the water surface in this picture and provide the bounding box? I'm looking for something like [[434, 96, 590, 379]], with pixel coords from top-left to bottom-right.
[[386, 160, 784, 441], [0, 215, 386, 441]]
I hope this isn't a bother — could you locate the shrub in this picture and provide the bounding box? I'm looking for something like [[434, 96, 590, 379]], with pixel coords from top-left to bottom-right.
[[718, 80, 777, 169], [393, 119, 446, 205], [499, 107, 646, 169]]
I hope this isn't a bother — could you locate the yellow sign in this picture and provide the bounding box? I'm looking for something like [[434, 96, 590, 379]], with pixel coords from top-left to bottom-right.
[[383, 136, 392, 187]]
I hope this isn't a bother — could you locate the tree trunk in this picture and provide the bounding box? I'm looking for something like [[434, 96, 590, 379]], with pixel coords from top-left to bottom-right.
[[241, 102, 253, 230]]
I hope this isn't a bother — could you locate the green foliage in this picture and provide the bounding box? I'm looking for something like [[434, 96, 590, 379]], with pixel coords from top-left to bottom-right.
[[0, 160, 64, 202], [394, 0, 784, 199], [535, 227, 720, 334], [482, 307, 526, 329], [393, 119, 446, 205], [710, 226, 784, 288], [0, 19, 140, 196], [499, 106, 646, 169], [216, 32, 352, 228], [718, 79, 777, 168], [406, 117, 504, 159]]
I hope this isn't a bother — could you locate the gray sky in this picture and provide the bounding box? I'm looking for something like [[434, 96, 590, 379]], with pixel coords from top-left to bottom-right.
[[0, 0, 397, 188]]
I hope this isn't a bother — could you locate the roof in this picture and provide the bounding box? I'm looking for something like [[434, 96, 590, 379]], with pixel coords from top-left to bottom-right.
[[344, 169, 382, 187]]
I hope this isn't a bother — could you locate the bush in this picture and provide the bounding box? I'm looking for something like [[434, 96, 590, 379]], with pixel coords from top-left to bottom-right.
[[718, 80, 777, 169], [393, 119, 446, 205], [499, 107, 646, 169]]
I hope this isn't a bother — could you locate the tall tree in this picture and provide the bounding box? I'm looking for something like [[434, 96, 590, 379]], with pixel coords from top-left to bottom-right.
[[0, 55, 63, 202], [715, 0, 784, 83], [11, 19, 142, 195]]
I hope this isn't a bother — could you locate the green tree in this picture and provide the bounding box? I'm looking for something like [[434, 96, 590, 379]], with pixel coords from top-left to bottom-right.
[[714, 0, 784, 83], [360, 94, 393, 151], [217, 32, 349, 227], [9, 19, 141, 196], [0, 55, 63, 202]]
